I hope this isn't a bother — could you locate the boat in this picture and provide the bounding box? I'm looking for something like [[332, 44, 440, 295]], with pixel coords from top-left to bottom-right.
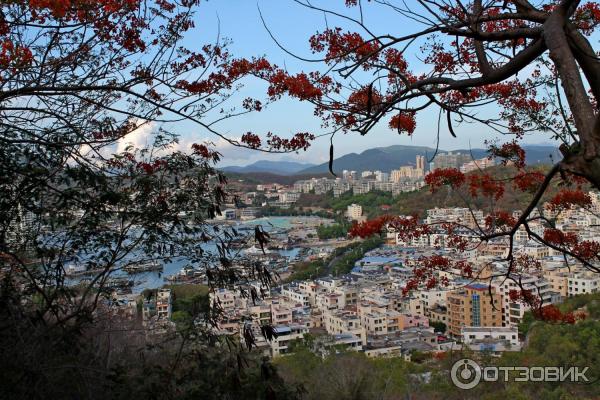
[[123, 261, 162, 274], [105, 277, 134, 289]]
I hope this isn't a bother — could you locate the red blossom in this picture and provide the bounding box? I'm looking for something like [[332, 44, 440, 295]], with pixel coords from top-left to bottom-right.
[[347, 86, 383, 113], [389, 112, 416, 135], [543, 228, 579, 248], [548, 189, 592, 212], [388, 214, 430, 242], [424, 168, 465, 191], [513, 171, 545, 192], [487, 140, 526, 169], [468, 174, 505, 200], [240, 132, 262, 149], [266, 132, 315, 151], [348, 215, 392, 238], [310, 28, 380, 65], [484, 211, 516, 231], [535, 305, 581, 324], [572, 240, 600, 261], [191, 143, 219, 160], [268, 71, 324, 101]]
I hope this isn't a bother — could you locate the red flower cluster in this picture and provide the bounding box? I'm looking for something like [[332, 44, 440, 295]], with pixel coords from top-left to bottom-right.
[[468, 174, 505, 201], [240, 131, 315, 152], [347, 86, 383, 113], [388, 215, 430, 243], [548, 189, 592, 212], [510, 289, 581, 324], [454, 260, 473, 278], [389, 112, 416, 135], [572, 240, 600, 261], [383, 48, 408, 72], [268, 71, 325, 101], [424, 168, 466, 191], [535, 305, 580, 325], [0, 40, 33, 70], [426, 47, 456, 73], [487, 140, 526, 169], [484, 211, 516, 231], [543, 228, 579, 247], [513, 171, 545, 192], [402, 256, 471, 295], [348, 215, 392, 238], [266, 132, 315, 152], [191, 143, 219, 161], [310, 28, 380, 65], [512, 254, 542, 273], [241, 132, 262, 149], [574, 2, 600, 34], [137, 159, 167, 174]]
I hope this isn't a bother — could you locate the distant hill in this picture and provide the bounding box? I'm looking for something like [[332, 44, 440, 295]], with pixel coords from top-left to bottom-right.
[[297, 144, 562, 175], [220, 160, 315, 175], [295, 164, 586, 219], [224, 171, 329, 186]]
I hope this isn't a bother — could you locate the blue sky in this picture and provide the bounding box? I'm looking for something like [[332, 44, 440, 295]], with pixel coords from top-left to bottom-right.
[[168, 0, 560, 166]]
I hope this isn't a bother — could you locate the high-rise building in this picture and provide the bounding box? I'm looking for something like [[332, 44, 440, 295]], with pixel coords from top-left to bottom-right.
[[347, 203, 363, 221], [447, 284, 502, 337], [391, 166, 423, 182], [361, 170, 373, 178], [430, 152, 471, 170], [374, 171, 389, 182], [416, 155, 425, 171]]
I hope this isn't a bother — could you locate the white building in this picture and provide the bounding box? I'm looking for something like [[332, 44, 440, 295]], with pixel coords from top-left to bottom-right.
[[270, 324, 309, 357], [491, 274, 556, 327], [461, 326, 520, 351], [568, 273, 600, 297], [347, 203, 363, 221]]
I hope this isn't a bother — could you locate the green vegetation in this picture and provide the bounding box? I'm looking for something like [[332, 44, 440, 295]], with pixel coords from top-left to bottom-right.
[[429, 320, 446, 334], [316, 222, 350, 239], [286, 258, 328, 282], [292, 165, 582, 221], [330, 237, 383, 275], [275, 347, 431, 400], [272, 293, 600, 400], [139, 284, 210, 329], [168, 284, 209, 313], [294, 190, 396, 218], [260, 205, 333, 219], [286, 237, 383, 282], [519, 291, 600, 337]]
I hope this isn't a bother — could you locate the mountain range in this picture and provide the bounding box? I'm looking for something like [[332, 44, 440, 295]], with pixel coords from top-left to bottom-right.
[[220, 160, 315, 175], [221, 144, 562, 176]]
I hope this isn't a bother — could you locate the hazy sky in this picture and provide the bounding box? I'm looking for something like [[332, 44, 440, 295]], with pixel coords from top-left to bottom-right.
[[161, 0, 561, 166]]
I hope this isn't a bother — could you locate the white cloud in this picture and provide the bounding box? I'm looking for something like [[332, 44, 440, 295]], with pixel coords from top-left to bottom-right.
[[115, 121, 155, 154]]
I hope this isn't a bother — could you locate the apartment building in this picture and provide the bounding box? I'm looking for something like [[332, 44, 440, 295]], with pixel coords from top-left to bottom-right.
[[347, 203, 363, 221], [270, 302, 293, 325], [281, 286, 310, 307], [156, 289, 172, 319], [447, 284, 502, 337], [568, 273, 600, 297], [270, 324, 309, 357], [426, 207, 484, 229], [210, 288, 238, 311], [461, 326, 520, 352], [492, 274, 555, 327]]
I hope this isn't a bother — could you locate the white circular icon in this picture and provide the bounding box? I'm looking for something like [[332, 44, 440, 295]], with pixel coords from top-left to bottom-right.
[[451, 358, 482, 390]]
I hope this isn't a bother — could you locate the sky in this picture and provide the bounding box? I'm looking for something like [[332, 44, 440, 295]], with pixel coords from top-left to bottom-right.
[[142, 0, 562, 167]]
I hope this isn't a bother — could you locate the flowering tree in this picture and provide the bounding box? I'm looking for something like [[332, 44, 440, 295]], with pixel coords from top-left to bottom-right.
[[261, 0, 600, 322], [0, 1, 315, 396]]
